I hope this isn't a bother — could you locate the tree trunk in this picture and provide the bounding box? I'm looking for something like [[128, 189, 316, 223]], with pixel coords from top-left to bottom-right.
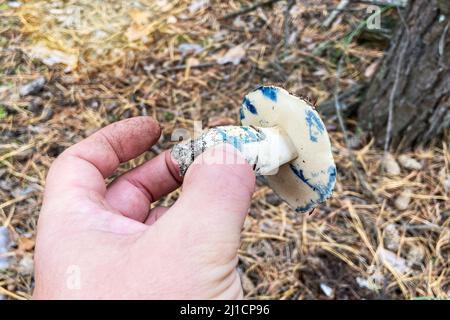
[[358, 0, 450, 150]]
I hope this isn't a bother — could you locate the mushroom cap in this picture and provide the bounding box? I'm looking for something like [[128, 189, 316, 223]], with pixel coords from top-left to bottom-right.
[[240, 86, 336, 212]]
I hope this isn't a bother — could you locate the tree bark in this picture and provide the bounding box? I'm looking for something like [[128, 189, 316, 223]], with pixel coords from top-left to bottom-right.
[[358, 0, 450, 150]]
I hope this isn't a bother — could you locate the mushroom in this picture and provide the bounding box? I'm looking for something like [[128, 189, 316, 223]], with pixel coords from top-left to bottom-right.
[[171, 86, 336, 212]]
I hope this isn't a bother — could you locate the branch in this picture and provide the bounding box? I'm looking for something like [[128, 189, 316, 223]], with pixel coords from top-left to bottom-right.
[[353, 0, 407, 7], [323, 0, 350, 28], [220, 0, 283, 20]]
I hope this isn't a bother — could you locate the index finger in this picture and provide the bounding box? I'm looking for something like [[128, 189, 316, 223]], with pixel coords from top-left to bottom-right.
[[43, 117, 161, 206]]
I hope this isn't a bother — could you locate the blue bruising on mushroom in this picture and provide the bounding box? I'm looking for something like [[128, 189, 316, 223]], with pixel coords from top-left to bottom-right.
[[289, 164, 316, 191], [259, 86, 278, 102], [243, 97, 257, 115], [295, 201, 315, 213], [214, 127, 264, 151], [290, 164, 337, 205], [316, 165, 337, 201], [239, 107, 245, 120], [305, 109, 325, 143], [215, 128, 241, 150], [241, 126, 263, 141]]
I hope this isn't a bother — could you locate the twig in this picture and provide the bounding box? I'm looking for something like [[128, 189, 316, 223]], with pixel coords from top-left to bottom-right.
[[384, 6, 409, 153], [220, 0, 283, 20], [334, 57, 379, 201], [353, 0, 407, 7], [323, 0, 350, 28], [156, 62, 217, 74], [284, 0, 295, 49], [438, 20, 450, 68], [402, 223, 444, 232]]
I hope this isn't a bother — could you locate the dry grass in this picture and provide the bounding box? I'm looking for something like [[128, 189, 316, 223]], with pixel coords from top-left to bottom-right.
[[0, 0, 449, 300]]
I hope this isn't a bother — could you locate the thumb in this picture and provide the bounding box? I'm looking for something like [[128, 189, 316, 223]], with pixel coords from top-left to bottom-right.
[[160, 144, 255, 248]]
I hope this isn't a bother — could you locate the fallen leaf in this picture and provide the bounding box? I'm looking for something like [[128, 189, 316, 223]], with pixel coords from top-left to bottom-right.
[[356, 270, 384, 292], [384, 223, 400, 251], [212, 30, 229, 41], [188, 0, 209, 13], [394, 189, 412, 211], [217, 45, 246, 65], [313, 68, 328, 76], [444, 175, 450, 193], [18, 253, 34, 276], [18, 237, 35, 252], [128, 9, 150, 25], [378, 248, 410, 274], [320, 283, 334, 297], [365, 61, 379, 78], [398, 154, 422, 170], [178, 43, 203, 55], [382, 153, 400, 176], [233, 16, 247, 28], [256, 7, 269, 23], [27, 44, 78, 71], [125, 24, 151, 42], [287, 31, 298, 45], [0, 226, 11, 270], [167, 15, 177, 24], [19, 77, 46, 96], [186, 57, 200, 67], [407, 244, 425, 267]]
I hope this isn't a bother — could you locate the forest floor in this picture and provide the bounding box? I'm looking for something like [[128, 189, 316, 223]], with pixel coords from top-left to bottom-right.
[[0, 0, 449, 300]]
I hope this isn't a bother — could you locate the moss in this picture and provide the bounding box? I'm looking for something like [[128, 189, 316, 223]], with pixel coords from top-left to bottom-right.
[[163, 111, 175, 121], [0, 105, 7, 120]]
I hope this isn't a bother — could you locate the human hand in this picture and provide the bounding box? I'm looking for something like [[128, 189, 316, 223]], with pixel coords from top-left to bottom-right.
[[33, 117, 255, 299]]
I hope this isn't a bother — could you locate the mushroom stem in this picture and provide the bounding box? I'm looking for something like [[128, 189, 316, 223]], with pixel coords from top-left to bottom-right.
[[171, 125, 298, 177]]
